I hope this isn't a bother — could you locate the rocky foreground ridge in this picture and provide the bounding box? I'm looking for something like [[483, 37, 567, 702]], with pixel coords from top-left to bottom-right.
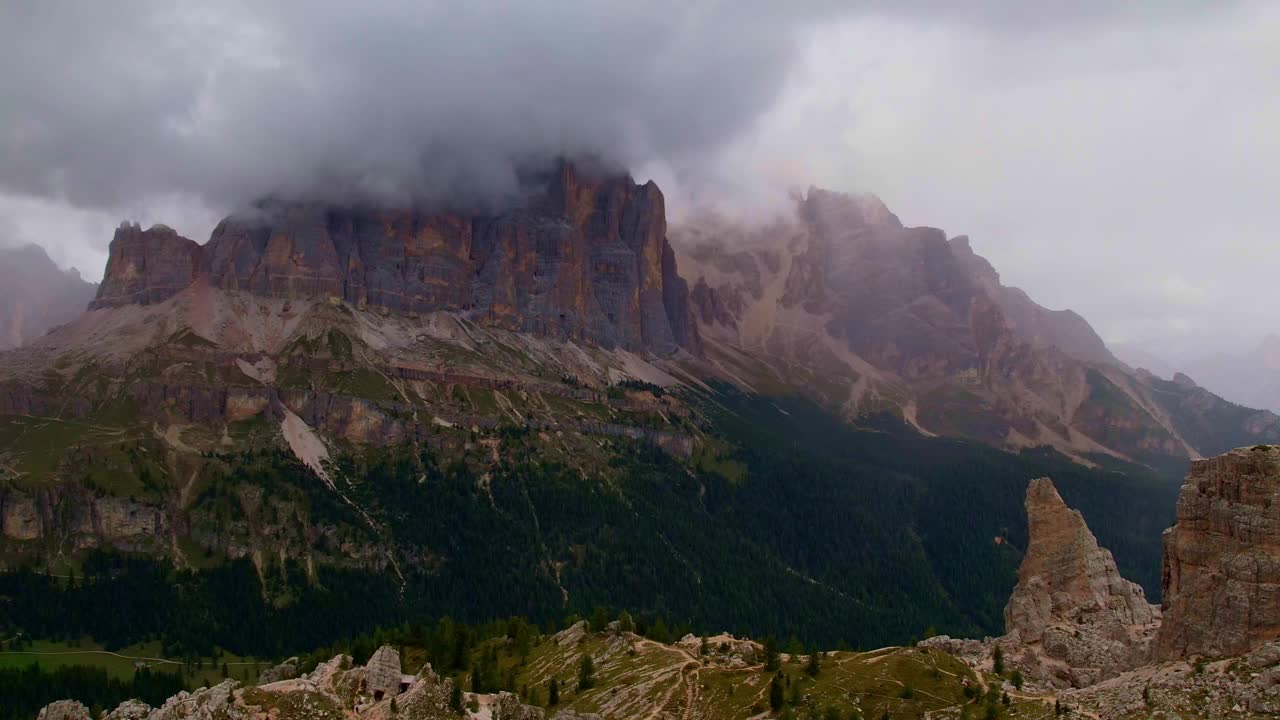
[[38, 644, 548, 720], [33, 445, 1280, 720], [925, 445, 1280, 717]]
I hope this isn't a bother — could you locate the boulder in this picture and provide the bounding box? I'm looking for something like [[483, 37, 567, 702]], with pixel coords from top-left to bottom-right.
[[365, 645, 403, 700], [257, 655, 301, 685]]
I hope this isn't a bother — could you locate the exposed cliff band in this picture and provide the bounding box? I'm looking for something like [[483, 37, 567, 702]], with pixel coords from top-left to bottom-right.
[[91, 161, 699, 356]]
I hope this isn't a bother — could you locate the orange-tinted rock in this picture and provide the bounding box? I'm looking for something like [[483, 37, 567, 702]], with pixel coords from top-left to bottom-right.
[[91, 223, 202, 308], [1157, 445, 1280, 660], [91, 162, 697, 355]]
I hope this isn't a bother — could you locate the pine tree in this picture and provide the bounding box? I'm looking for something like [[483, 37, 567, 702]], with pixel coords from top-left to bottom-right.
[[617, 610, 634, 633], [805, 650, 821, 677], [577, 654, 596, 690], [769, 673, 784, 711], [648, 616, 672, 644], [549, 677, 560, 706], [589, 606, 609, 632], [763, 636, 780, 672], [992, 644, 1004, 674], [449, 682, 463, 712]]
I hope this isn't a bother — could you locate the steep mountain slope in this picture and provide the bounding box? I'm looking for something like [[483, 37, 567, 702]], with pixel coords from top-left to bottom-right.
[[0, 244, 96, 351], [674, 188, 1280, 468]]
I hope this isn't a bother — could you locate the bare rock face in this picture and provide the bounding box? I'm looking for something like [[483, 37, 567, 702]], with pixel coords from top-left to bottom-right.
[[1003, 477, 1159, 687], [1157, 445, 1280, 660], [88, 162, 698, 356], [101, 699, 152, 720], [365, 645, 403, 700], [91, 223, 202, 309]]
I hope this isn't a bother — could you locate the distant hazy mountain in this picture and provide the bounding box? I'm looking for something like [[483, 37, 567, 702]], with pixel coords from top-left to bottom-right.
[[1110, 341, 1179, 380], [0, 243, 96, 350], [675, 188, 1280, 468], [1173, 336, 1280, 413]]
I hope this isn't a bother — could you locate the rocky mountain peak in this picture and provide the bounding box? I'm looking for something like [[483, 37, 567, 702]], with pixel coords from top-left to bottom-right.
[[91, 222, 201, 309], [85, 161, 698, 355], [1008, 478, 1157, 634], [1158, 444, 1280, 660]]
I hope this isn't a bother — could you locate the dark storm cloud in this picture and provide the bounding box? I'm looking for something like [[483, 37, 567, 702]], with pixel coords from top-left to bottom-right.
[[4, 1, 1227, 213], [0, 1, 844, 211]]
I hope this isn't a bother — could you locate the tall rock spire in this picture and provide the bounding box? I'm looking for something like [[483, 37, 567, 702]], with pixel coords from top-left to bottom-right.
[[1003, 477, 1159, 686]]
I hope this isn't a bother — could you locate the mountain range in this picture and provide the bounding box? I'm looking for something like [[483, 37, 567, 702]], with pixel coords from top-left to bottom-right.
[[0, 160, 1272, 666]]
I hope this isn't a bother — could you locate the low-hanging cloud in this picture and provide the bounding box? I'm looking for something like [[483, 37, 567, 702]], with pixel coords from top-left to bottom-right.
[[1, 1, 847, 212]]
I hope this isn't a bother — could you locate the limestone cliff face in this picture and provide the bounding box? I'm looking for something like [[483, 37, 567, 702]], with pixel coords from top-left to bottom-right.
[[1157, 445, 1280, 660], [90, 162, 698, 355], [91, 223, 202, 309], [1000, 477, 1159, 687], [0, 484, 166, 551]]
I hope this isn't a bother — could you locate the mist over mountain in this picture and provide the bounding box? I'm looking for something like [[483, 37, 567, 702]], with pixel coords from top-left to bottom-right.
[[0, 242, 95, 350]]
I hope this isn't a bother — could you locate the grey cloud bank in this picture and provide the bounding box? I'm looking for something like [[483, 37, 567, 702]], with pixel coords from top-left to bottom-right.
[[0, 0, 1274, 367]]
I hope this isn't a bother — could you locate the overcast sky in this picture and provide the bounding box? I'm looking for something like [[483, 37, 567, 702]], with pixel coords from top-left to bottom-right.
[[1, 1, 1275, 360]]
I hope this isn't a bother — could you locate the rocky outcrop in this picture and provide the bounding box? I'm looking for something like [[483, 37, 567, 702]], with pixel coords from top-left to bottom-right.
[[89, 162, 698, 356], [147, 680, 243, 720], [364, 645, 403, 700], [1064, 639, 1280, 719], [1157, 445, 1280, 660], [257, 656, 301, 685], [36, 700, 91, 720], [91, 223, 202, 309], [1002, 477, 1159, 687], [69, 650, 541, 720], [101, 699, 152, 720], [923, 477, 1161, 690]]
